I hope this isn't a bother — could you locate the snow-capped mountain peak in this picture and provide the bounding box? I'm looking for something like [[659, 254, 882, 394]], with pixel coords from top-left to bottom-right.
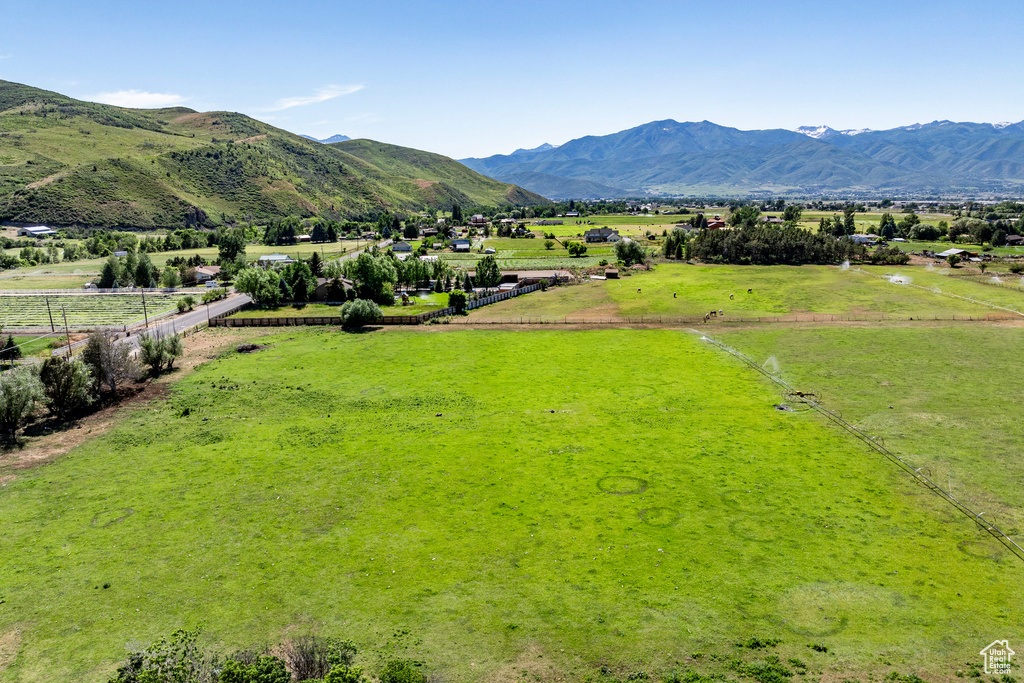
[[795, 125, 872, 139]]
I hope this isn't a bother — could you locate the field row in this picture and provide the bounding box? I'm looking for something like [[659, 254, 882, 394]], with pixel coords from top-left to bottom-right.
[[0, 293, 181, 328]]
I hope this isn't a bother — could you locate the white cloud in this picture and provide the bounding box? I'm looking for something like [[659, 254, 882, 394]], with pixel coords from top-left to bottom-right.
[[270, 84, 362, 111], [0, 54, 11, 59], [88, 90, 188, 108]]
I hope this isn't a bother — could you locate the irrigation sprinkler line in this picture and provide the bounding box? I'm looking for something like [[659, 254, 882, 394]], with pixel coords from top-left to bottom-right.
[[698, 331, 1024, 566], [853, 267, 1024, 319]]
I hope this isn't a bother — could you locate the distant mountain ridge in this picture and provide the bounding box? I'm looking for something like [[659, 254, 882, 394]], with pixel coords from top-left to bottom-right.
[[301, 133, 351, 144], [462, 118, 1024, 198], [0, 80, 547, 228]]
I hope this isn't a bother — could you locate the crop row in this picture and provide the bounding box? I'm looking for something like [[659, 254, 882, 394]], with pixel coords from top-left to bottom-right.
[[0, 294, 180, 327]]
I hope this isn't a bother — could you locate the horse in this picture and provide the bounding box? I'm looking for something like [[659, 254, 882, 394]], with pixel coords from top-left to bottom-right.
[[729, 293, 734, 300], [747, 288, 752, 294]]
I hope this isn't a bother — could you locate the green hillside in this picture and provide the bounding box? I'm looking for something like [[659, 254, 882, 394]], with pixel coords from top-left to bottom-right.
[[0, 80, 547, 228]]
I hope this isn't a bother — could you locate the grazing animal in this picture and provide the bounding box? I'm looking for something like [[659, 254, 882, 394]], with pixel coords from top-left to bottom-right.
[[637, 288, 641, 294], [719, 309, 723, 316], [673, 292, 677, 298], [747, 288, 752, 294], [729, 293, 734, 300], [704, 313, 710, 322]]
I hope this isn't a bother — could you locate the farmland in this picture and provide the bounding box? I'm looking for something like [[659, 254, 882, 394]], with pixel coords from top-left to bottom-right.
[[0, 327, 1021, 683], [0, 292, 181, 329], [466, 263, 1024, 321]]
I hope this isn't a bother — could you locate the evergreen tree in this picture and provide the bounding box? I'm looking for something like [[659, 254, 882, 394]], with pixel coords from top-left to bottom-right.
[[308, 251, 323, 278], [451, 203, 463, 224]]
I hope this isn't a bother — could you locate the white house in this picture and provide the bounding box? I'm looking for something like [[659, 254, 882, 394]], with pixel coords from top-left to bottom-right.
[[452, 239, 471, 252], [18, 225, 57, 238], [258, 254, 296, 267], [195, 266, 221, 282]]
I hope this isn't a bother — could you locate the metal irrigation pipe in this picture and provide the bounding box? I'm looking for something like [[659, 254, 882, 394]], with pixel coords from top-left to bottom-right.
[[699, 332, 1024, 565]]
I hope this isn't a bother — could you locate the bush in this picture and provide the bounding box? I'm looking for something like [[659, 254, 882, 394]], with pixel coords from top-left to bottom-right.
[[39, 357, 92, 418], [219, 655, 291, 683], [448, 289, 467, 314], [177, 294, 197, 313], [139, 334, 184, 375], [1009, 262, 1024, 274], [281, 636, 357, 681], [82, 331, 138, 394], [340, 299, 382, 327], [0, 365, 43, 437], [378, 659, 427, 683]]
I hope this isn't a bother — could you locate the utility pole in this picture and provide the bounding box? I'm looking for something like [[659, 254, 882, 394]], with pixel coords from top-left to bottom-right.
[[45, 296, 55, 333], [141, 289, 149, 329], [61, 306, 72, 359]]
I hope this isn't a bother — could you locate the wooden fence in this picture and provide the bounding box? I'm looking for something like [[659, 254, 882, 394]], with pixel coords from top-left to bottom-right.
[[210, 281, 551, 328]]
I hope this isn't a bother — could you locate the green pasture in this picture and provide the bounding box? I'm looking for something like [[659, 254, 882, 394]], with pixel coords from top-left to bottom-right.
[[715, 324, 1024, 533], [468, 263, 1023, 321], [0, 328, 1019, 683], [0, 274, 98, 290], [0, 293, 181, 329]]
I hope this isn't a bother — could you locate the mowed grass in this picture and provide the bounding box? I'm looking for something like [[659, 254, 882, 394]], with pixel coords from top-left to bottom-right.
[[468, 263, 1022, 321], [230, 293, 450, 319], [0, 328, 1020, 682]]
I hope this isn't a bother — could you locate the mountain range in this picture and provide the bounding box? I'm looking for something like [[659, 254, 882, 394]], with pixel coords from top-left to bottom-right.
[[461, 119, 1024, 198], [301, 134, 351, 144], [0, 80, 545, 228]]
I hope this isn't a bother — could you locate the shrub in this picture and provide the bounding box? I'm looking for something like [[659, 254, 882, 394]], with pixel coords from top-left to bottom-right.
[[39, 357, 92, 418], [378, 659, 427, 683], [219, 655, 291, 683], [1009, 262, 1024, 274], [544, 239, 554, 250], [615, 238, 649, 266], [139, 334, 183, 375], [340, 299, 382, 327], [448, 289, 467, 314], [81, 331, 138, 394], [0, 365, 43, 437], [281, 636, 357, 681]]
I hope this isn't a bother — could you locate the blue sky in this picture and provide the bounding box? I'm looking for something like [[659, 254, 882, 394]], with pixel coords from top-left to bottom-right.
[[2, 0, 1022, 158]]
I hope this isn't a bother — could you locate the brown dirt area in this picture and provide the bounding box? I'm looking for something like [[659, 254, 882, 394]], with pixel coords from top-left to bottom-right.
[[0, 328, 278, 483], [0, 628, 21, 674], [234, 134, 267, 144]]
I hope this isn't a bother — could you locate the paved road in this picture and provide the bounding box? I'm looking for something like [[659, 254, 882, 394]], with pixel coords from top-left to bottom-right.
[[122, 293, 252, 350]]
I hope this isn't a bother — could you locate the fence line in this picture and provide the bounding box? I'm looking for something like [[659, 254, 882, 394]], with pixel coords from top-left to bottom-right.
[[699, 332, 1024, 565], [210, 281, 552, 328]]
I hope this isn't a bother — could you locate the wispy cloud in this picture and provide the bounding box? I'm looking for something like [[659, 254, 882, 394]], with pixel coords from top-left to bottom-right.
[[270, 84, 363, 111], [88, 89, 188, 108], [0, 54, 12, 60]]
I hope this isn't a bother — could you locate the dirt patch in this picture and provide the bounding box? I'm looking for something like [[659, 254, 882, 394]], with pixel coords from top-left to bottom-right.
[[234, 134, 267, 144], [413, 179, 438, 189], [0, 628, 22, 674], [26, 172, 63, 189], [486, 644, 565, 683]]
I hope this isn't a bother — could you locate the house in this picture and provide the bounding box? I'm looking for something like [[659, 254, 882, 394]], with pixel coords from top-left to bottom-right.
[[258, 254, 296, 267], [706, 220, 727, 230], [499, 218, 516, 225], [761, 216, 784, 224], [313, 276, 355, 302], [195, 265, 221, 282], [850, 234, 877, 245], [295, 234, 312, 243], [392, 241, 412, 252], [937, 248, 967, 258], [1006, 235, 1024, 245], [584, 228, 620, 243], [452, 239, 471, 252], [113, 250, 128, 257], [421, 228, 439, 238], [565, 211, 580, 217], [469, 214, 488, 227], [17, 225, 57, 238]]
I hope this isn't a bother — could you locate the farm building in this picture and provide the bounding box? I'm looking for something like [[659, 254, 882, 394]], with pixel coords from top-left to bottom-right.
[[195, 266, 221, 282], [605, 268, 619, 279], [295, 234, 312, 243], [17, 225, 57, 238], [392, 241, 412, 252], [706, 220, 727, 229], [584, 228, 620, 243], [452, 239, 471, 252], [1006, 235, 1023, 245], [469, 214, 488, 227], [565, 211, 580, 217], [761, 216, 784, 224], [258, 254, 296, 267], [937, 248, 969, 258], [313, 277, 354, 301]]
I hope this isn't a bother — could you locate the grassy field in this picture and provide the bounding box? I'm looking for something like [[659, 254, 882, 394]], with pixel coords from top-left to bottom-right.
[[714, 323, 1024, 533], [0, 327, 1020, 683], [467, 263, 1024, 321], [0, 292, 181, 329]]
